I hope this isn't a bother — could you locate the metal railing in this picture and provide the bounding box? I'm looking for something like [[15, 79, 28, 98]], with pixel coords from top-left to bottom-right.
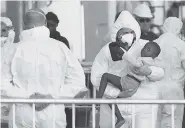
[[1, 98, 185, 128]]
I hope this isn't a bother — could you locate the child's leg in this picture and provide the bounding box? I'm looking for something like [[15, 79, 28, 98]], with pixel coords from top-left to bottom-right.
[[109, 104, 125, 128], [98, 73, 125, 127], [108, 104, 124, 120], [97, 73, 122, 98]]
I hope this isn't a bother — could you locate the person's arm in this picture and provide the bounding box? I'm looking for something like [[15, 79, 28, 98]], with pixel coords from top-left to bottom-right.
[[146, 66, 164, 81], [2, 46, 32, 98], [58, 43, 87, 98], [91, 45, 121, 98], [133, 64, 164, 81], [120, 40, 146, 68], [1, 79, 30, 98], [121, 52, 143, 67]]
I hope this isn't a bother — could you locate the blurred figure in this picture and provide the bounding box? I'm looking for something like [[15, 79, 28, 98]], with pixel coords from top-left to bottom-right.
[[1, 17, 16, 124], [167, 2, 179, 18], [1, 17, 16, 84], [4, 9, 86, 128], [1, 17, 15, 47], [156, 17, 185, 128], [133, 3, 158, 41], [46, 12, 70, 49]]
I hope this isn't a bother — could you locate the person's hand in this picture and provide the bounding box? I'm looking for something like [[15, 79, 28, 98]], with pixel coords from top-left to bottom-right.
[[29, 93, 53, 111]]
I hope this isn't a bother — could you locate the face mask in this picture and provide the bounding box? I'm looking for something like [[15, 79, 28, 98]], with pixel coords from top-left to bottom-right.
[[1, 37, 8, 47], [121, 33, 134, 47]]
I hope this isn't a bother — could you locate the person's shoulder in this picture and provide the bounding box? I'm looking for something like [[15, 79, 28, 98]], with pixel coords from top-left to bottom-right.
[[55, 31, 61, 36], [59, 36, 70, 47], [94, 43, 111, 60], [141, 32, 158, 41], [100, 43, 111, 54], [60, 35, 67, 40], [147, 32, 158, 40], [47, 37, 67, 47], [49, 37, 70, 51], [59, 36, 68, 43]]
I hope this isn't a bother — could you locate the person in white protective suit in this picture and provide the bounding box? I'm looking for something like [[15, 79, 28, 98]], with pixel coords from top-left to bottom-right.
[[1, 17, 16, 119], [155, 17, 185, 128], [1, 17, 16, 81], [91, 11, 165, 128], [2, 9, 87, 128]]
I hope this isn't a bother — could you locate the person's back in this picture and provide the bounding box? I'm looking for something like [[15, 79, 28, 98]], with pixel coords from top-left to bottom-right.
[[13, 26, 67, 97], [13, 25, 85, 98], [8, 9, 86, 128]]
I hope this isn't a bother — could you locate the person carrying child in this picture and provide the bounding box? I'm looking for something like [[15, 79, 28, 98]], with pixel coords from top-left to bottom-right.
[[97, 27, 162, 128]]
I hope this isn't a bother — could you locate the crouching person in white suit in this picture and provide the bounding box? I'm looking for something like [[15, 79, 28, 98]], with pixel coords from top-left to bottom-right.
[[1, 9, 87, 128], [91, 11, 164, 128]]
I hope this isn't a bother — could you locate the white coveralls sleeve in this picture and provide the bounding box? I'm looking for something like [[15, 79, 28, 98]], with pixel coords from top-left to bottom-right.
[[1, 49, 30, 98], [121, 51, 143, 67], [7, 47, 34, 98], [91, 46, 120, 98], [59, 44, 87, 98], [147, 66, 164, 81]]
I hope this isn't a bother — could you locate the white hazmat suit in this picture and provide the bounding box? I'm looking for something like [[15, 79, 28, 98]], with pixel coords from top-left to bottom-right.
[[1, 17, 16, 83], [1, 17, 16, 122], [4, 26, 87, 128], [91, 11, 165, 128]]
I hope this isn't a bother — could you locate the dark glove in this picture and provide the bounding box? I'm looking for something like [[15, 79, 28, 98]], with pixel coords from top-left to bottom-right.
[[117, 41, 130, 51], [29, 93, 53, 111]]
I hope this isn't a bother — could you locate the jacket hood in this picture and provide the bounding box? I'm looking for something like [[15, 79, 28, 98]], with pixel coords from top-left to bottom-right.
[[162, 17, 183, 35], [106, 11, 141, 43]]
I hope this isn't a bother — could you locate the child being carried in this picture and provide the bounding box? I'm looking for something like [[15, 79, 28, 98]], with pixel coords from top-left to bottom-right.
[[97, 41, 161, 128]]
